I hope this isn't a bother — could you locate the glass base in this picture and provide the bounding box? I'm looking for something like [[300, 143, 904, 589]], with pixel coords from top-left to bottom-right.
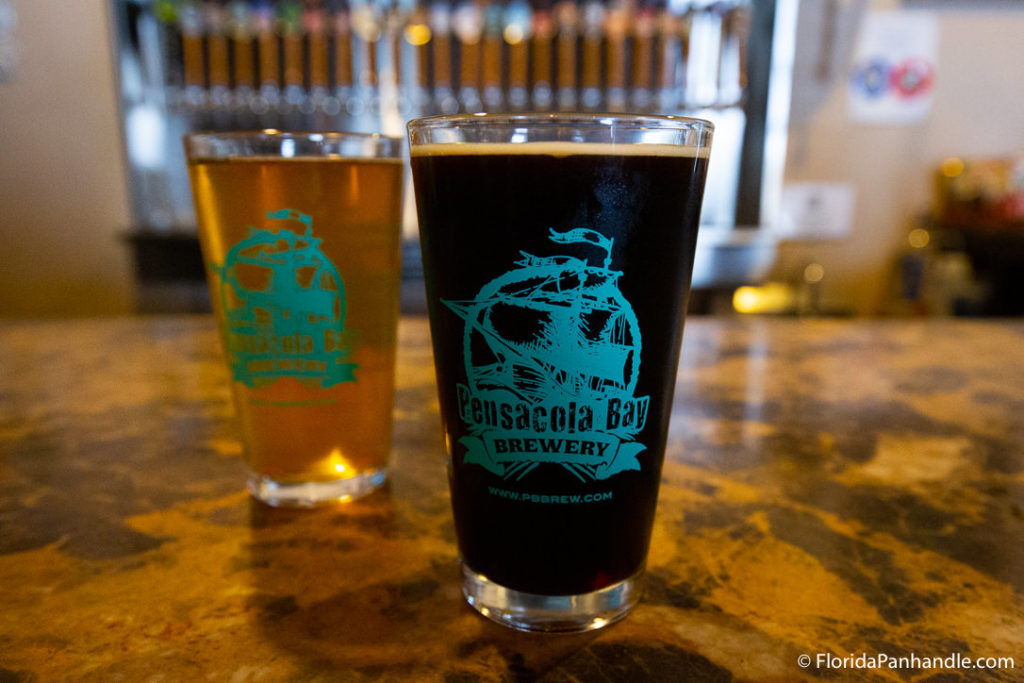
[[461, 563, 641, 633], [247, 467, 387, 507]]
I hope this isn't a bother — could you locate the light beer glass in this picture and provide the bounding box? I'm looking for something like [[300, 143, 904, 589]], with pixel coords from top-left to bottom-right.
[[408, 114, 712, 632], [185, 131, 403, 507]]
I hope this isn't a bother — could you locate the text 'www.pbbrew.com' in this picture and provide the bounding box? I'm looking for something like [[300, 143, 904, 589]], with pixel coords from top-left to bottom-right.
[[488, 487, 613, 504]]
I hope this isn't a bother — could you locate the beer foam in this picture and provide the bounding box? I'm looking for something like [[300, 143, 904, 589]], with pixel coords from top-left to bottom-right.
[[410, 141, 710, 159], [188, 155, 402, 164]]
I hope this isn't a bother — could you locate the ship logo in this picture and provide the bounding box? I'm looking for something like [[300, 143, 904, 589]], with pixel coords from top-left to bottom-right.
[[444, 228, 648, 482], [217, 208, 357, 388]]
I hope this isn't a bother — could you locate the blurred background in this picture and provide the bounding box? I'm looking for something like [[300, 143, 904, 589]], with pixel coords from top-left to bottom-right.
[[0, 0, 1021, 319]]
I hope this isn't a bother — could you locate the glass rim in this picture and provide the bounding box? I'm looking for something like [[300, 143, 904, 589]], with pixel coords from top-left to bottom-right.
[[407, 112, 714, 134], [183, 129, 403, 160], [184, 129, 403, 143]]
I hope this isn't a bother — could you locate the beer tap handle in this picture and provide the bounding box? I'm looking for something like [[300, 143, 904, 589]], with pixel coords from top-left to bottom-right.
[[179, 1, 206, 108], [453, 0, 483, 111], [603, 0, 628, 111], [356, 0, 385, 122], [430, 1, 458, 113], [580, 0, 602, 110], [228, 1, 255, 91], [402, 4, 432, 114], [223, 1, 256, 125], [350, 0, 382, 121], [277, 0, 305, 115], [504, 0, 531, 110], [372, 0, 412, 125], [655, 3, 678, 111], [688, 0, 722, 108], [253, 1, 281, 116], [677, 1, 694, 109], [482, 1, 505, 110], [202, 1, 234, 126], [333, 1, 354, 95], [631, 2, 656, 111], [309, 1, 342, 121], [306, 2, 330, 91], [203, 2, 229, 90], [717, 0, 749, 107], [554, 0, 579, 111], [530, 7, 554, 110]]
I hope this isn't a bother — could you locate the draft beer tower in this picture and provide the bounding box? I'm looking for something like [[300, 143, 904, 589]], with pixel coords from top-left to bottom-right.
[[110, 0, 794, 309]]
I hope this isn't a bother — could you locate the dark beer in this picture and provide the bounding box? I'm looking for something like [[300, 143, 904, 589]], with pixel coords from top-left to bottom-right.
[[411, 142, 709, 596]]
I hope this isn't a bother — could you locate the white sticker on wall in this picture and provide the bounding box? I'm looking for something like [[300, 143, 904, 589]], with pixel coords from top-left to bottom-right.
[[848, 11, 938, 125], [776, 182, 856, 240]]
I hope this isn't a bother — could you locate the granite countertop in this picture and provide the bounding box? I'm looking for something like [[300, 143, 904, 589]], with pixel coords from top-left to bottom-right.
[[1, 316, 1022, 681]]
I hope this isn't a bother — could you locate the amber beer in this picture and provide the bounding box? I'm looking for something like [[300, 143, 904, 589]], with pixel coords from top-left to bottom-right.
[[186, 132, 403, 506]]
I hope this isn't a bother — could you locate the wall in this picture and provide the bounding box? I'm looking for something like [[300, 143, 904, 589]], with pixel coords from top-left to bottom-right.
[[774, 0, 1024, 315], [0, 0, 133, 317], [1, 0, 1021, 318]]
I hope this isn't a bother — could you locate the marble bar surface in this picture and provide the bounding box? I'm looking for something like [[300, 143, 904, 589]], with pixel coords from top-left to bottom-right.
[[1, 315, 1022, 682]]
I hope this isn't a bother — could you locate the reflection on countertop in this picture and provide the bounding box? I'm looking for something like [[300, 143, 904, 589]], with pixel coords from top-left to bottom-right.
[[1, 315, 1022, 681]]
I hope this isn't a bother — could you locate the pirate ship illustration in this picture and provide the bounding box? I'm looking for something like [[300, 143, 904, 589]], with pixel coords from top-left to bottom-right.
[[217, 208, 356, 388], [444, 228, 642, 404], [445, 228, 648, 482]]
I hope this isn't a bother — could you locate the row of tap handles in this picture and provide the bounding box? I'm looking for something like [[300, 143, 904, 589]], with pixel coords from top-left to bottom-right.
[[140, 0, 750, 118]]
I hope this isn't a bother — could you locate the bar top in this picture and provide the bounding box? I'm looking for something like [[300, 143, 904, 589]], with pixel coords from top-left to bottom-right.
[[1, 316, 1022, 681]]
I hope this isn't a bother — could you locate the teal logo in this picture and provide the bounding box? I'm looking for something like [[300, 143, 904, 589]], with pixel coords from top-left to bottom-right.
[[443, 228, 648, 482], [216, 208, 357, 388]]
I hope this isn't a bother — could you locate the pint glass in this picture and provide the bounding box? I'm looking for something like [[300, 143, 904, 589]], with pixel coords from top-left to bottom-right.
[[185, 131, 403, 507], [408, 114, 712, 631]]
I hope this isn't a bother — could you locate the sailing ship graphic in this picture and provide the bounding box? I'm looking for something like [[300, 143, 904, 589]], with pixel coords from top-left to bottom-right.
[[217, 208, 357, 388], [444, 228, 648, 482]]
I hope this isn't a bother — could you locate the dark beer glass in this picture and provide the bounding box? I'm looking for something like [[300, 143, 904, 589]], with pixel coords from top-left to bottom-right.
[[408, 114, 712, 632]]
